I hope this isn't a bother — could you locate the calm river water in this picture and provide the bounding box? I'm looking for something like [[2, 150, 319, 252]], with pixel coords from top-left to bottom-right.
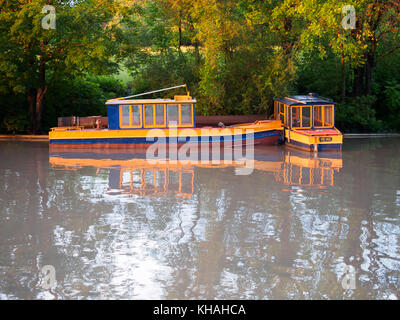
[[0, 138, 399, 299]]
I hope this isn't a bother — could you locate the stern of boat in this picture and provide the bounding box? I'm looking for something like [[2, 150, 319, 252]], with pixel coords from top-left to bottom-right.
[[285, 128, 343, 152]]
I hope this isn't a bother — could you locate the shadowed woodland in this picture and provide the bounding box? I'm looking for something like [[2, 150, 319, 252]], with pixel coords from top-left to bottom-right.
[[0, 0, 399, 133]]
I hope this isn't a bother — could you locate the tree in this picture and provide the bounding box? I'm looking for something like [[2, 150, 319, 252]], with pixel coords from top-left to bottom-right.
[[285, 0, 400, 99], [0, 0, 123, 132]]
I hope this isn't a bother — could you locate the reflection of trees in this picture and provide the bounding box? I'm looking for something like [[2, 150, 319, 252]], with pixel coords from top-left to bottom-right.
[[161, 167, 301, 299], [334, 138, 400, 298], [161, 140, 400, 300], [0, 139, 399, 299], [0, 142, 51, 298]]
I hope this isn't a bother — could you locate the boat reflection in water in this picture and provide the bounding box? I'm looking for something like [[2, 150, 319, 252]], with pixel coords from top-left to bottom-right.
[[274, 149, 342, 187], [49, 147, 342, 198]]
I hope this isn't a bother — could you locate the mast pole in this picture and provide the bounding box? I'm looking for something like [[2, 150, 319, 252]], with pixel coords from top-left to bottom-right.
[[114, 84, 189, 100]]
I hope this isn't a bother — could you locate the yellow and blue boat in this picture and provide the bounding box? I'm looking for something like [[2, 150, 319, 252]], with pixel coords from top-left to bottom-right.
[[49, 85, 283, 148], [274, 94, 343, 152]]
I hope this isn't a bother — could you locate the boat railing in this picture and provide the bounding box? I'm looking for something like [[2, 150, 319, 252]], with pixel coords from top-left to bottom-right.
[[51, 126, 85, 132]]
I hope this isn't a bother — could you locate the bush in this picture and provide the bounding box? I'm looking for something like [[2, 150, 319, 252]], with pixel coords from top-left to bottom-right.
[[1, 113, 29, 134], [42, 76, 126, 131], [0, 94, 28, 134], [0, 75, 127, 133], [335, 95, 385, 133], [383, 80, 400, 130]]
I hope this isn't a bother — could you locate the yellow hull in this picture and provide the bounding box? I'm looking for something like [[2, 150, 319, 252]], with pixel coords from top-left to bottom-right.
[[49, 120, 283, 147], [285, 128, 343, 152]]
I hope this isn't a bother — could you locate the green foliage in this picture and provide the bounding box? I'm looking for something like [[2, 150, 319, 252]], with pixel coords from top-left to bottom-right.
[[0, 75, 125, 133], [128, 50, 200, 99], [295, 52, 341, 99], [382, 80, 400, 130], [42, 76, 125, 130], [0, 0, 125, 131], [0, 93, 29, 133], [1, 114, 30, 134], [336, 96, 384, 132], [0, 0, 399, 133]]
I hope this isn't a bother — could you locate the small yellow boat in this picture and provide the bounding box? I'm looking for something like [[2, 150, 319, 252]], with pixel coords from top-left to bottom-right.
[[274, 94, 343, 152], [49, 85, 283, 148]]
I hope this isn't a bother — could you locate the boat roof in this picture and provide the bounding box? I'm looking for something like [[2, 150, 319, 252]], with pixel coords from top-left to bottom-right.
[[276, 94, 335, 106], [106, 98, 197, 105]]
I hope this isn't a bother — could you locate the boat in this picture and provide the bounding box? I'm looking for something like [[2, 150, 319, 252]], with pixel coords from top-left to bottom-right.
[[274, 94, 343, 152], [49, 85, 283, 149]]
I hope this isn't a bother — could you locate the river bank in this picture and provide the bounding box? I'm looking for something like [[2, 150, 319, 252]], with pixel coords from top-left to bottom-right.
[[2, 133, 400, 142], [0, 135, 49, 141]]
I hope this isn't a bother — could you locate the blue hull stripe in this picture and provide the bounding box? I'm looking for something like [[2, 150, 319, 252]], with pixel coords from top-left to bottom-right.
[[318, 143, 342, 151], [285, 138, 341, 151], [50, 130, 281, 145]]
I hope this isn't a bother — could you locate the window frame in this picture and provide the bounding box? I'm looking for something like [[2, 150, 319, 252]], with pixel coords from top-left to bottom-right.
[[144, 103, 167, 128], [289, 105, 312, 129], [291, 106, 301, 128], [324, 105, 334, 127], [119, 104, 143, 128], [120, 105, 131, 127], [274, 101, 279, 120], [143, 104, 155, 128], [300, 105, 312, 129], [167, 103, 180, 127], [313, 105, 324, 128], [313, 104, 334, 128], [279, 102, 285, 124], [167, 103, 194, 127], [179, 103, 194, 127], [155, 103, 166, 127], [284, 104, 289, 127]]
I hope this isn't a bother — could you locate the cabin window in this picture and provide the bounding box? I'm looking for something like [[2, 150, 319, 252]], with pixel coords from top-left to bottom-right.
[[279, 103, 285, 123], [155, 104, 165, 126], [302, 106, 311, 128], [180, 104, 193, 125], [168, 104, 179, 126], [119, 105, 142, 128], [131, 105, 141, 127], [144, 104, 166, 127], [285, 104, 289, 126], [144, 104, 154, 127], [313, 105, 333, 127], [291, 107, 301, 128], [313, 106, 323, 127], [121, 105, 130, 126], [325, 105, 333, 126]]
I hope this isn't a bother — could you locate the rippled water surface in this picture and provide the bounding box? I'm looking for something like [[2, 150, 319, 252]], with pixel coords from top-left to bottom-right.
[[0, 138, 399, 299]]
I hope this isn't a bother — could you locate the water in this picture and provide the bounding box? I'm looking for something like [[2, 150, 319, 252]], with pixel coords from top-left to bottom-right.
[[0, 138, 399, 300]]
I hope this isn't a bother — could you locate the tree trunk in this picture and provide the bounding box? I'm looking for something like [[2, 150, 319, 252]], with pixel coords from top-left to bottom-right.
[[27, 88, 46, 133], [33, 55, 47, 133], [353, 66, 364, 97], [27, 88, 36, 133], [340, 43, 345, 102], [34, 88, 45, 133], [178, 12, 182, 52], [365, 50, 375, 96], [194, 39, 200, 66]]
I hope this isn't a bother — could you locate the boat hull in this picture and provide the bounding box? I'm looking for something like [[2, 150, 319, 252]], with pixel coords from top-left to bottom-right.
[[285, 139, 342, 152], [49, 127, 282, 149], [284, 128, 343, 152]]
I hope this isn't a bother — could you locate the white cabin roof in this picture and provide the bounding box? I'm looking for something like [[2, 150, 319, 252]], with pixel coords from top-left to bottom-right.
[[106, 98, 197, 105]]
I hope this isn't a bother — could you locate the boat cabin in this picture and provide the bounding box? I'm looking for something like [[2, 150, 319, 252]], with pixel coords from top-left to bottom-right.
[[274, 94, 335, 130], [106, 95, 196, 130]]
